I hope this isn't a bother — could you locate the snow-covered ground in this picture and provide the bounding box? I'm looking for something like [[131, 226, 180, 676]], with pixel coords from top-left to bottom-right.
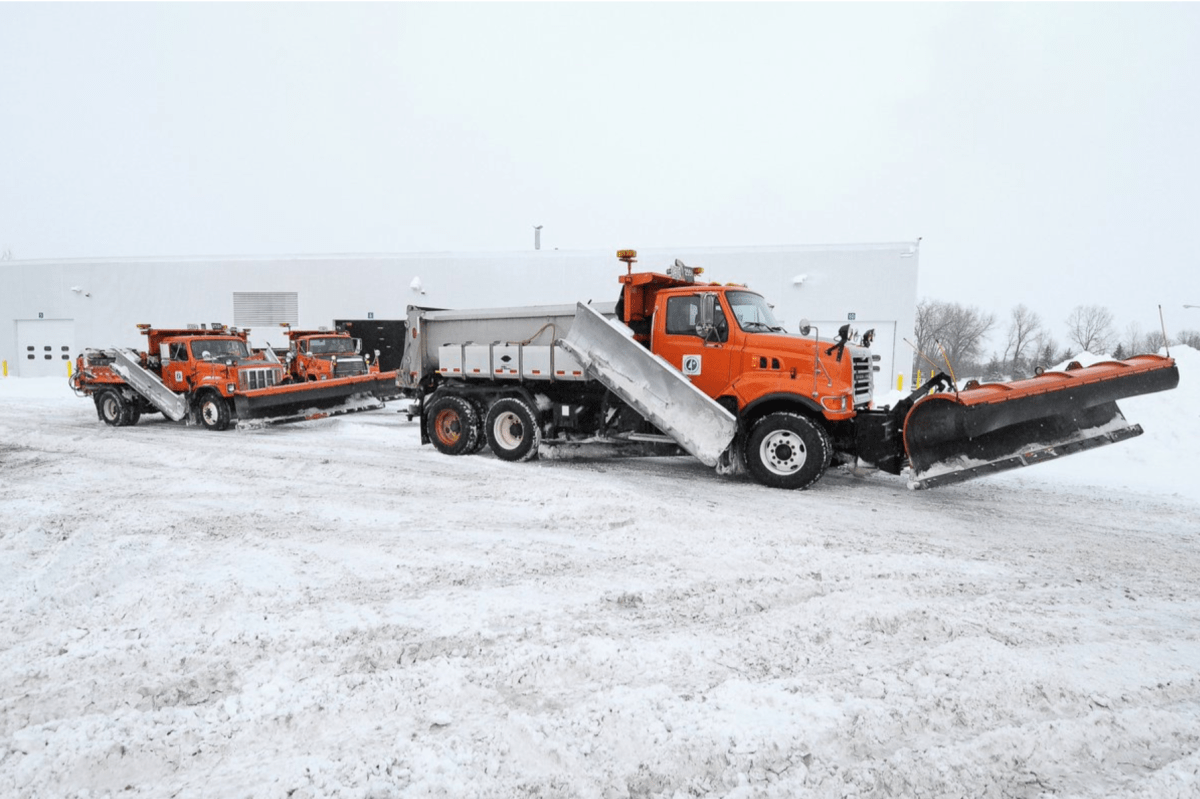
[[2, 349, 1197, 798]]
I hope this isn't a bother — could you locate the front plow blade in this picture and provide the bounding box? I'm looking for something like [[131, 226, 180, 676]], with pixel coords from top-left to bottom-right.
[[904, 355, 1178, 489], [232, 372, 400, 428]]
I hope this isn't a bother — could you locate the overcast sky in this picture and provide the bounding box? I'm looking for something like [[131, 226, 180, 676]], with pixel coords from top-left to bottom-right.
[[2, 3, 1198, 349]]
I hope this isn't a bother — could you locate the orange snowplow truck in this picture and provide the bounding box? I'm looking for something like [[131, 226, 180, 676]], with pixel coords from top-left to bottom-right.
[[401, 250, 1180, 490], [70, 324, 398, 430], [282, 326, 384, 383]]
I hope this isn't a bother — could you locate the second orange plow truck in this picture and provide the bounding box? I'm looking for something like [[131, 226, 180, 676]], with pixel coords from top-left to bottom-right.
[[70, 324, 400, 430], [399, 250, 1179, 490]]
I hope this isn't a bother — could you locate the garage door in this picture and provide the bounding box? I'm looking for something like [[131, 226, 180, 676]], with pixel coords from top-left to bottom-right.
[[16, 319, 76, 378]]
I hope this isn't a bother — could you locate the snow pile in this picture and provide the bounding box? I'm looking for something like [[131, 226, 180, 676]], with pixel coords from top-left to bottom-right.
[[994, 345, 1196, 496], [1, 365, 1198, 798]]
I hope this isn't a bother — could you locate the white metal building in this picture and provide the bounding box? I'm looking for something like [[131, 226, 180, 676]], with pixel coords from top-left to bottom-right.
[[0, 242, 919, 394]]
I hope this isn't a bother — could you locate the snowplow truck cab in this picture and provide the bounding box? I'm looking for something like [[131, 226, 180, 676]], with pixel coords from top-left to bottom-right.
[[71, 324, 398, 431], [400, 251, 1179, 490], [282, 327, 381, 382]]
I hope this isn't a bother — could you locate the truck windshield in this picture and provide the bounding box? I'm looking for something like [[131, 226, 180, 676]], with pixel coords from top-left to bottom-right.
[[190, 339, 250, 360], [727, 291, 784, 333], [307, 336, 356, 355]]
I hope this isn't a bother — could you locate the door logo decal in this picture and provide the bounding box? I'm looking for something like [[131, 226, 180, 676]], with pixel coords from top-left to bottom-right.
[[683, 355, 702, 375]]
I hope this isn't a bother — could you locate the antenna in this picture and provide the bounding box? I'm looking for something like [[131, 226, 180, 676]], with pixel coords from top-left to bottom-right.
[[1159, 304, 1170, 358], [935, 340, 958, 390]]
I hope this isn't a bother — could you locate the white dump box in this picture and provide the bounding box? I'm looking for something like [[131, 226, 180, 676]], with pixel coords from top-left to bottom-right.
[[399, 302, 617, 389], [438, 342, 588, 381]]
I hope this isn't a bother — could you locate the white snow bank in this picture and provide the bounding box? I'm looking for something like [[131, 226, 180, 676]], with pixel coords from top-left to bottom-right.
[[993, 345, 1196, 497]]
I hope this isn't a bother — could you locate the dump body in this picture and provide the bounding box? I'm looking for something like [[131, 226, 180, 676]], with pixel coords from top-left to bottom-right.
[[71, 325, 399, 430]]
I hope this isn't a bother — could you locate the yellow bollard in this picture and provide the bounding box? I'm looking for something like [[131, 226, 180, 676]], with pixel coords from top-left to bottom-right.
[[2, 360, 6, 377], [896, 374, 903, 392], [67, 359, 73, 377]]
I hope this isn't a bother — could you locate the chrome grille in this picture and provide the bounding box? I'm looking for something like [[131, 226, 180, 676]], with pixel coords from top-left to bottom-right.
[[334, 360, 367, 378], [851, 355, 873, 404], [240, 367, 280, 390]]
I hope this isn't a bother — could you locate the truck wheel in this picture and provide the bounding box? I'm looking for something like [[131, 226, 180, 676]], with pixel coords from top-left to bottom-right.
[[745, 412, 830, 490], [426, 395, 479, 456], [198, 393, 232, 431], [96, 390, 127, 427], [485, 397, 540, 462], [465, 400, 488, 454]]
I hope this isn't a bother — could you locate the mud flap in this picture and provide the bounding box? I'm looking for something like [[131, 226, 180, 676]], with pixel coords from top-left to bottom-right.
[[904, 355, 1179, 489], [559, 303, 737, 468]]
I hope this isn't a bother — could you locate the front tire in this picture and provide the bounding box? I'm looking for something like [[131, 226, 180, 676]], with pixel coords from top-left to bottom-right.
[[198, 393, 232, 431], [744, 412, 830, 490], [426, 395, 479, 456], [485, 397, 540, 462]]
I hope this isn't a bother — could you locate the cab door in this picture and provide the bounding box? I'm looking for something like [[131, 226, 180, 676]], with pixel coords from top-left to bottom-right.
[[654, 293, 737, 400], [160, 341, 192, 392]]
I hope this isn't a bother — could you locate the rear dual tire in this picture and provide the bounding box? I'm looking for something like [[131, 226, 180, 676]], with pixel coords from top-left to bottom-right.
[[426, 393, 540, 462], [426, 395, 480, 456], [96, 390, 139, 427], [484, 397, 540, 462]]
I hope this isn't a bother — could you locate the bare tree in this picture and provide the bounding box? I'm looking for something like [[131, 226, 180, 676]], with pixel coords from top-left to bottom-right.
[[1177, 329, 1200, 349], [1031, 332, 1062, 370], [913, 299, 996, 379], [1122, 321, 1145, 356], [1002, 304, 1043, 377], [1143, 331, 1168, 354], [1065, 305, 1115, 354]]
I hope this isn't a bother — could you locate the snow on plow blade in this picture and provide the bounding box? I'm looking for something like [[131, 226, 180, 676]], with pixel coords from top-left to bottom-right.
[[559, 303, 737, 467], [232, 372, 400, 428], [904, 355, 1179, 489]]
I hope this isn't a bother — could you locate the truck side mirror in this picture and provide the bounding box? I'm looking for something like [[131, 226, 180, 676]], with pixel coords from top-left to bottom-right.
[[798, 318, 812, 336], [696, 294, 717, 340]]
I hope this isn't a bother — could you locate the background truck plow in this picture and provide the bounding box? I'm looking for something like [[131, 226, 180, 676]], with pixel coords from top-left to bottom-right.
[[231, 372, 398, 427], [72, 325, 401, 430]]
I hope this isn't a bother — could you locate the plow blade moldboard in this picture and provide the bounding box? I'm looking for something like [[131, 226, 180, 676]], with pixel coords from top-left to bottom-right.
[[559, 303, 737, 467], [233, 372, 400, 427], [904, 355, 1179, 489]]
